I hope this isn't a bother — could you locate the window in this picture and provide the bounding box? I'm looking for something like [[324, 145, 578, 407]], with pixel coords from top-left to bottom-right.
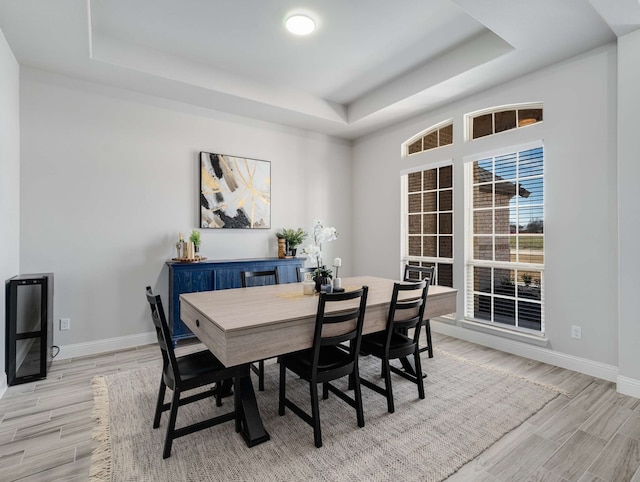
[[402, 163, 453, 287], [465, 143, 544, 333], [468, 104, 543, 140], [404, 122, 453, 156]]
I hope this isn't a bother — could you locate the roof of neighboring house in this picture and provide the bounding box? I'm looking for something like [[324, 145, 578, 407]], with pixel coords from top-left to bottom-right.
[[476, 166, 531, 198]]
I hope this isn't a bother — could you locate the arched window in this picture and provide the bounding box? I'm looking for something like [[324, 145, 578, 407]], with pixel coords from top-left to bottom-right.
[[466, 103, 543, 141], [403, 120, 453, 157]]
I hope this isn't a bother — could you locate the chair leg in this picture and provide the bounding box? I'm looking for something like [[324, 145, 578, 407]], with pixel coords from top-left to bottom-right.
[[310, 382, 322, 448], [322, 382, 329, 400], [258, 360, 265, 391], [414, 349, 425, 399], [153, 377, 167, 429], [383, 358, 394, 414], [234, 376, 242, 433], [353, 368, 365, 428], [215, 382, 222, 407], [162, 388, 180, 459], [278, 362, 286, 416], [425, 319, 434, 358]]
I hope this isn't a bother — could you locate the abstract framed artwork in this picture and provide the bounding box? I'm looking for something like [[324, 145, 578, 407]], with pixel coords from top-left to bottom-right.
[[199, 152, 271, 229]]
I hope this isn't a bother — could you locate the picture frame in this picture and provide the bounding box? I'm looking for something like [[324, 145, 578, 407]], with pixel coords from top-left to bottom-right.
[[199, 151, 271, 229]]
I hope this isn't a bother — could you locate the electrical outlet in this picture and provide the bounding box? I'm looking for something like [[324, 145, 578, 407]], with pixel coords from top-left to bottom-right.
[[60, 318, 71, 331], [571, 325, 581, 339]]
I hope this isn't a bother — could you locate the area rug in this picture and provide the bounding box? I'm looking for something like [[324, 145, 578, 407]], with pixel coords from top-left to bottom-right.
[[90, 350, 562, 482]]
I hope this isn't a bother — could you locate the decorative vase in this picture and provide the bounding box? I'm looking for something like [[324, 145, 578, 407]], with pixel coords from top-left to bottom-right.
[[185, 242, 194, 259], [277, 238, 286, 259]]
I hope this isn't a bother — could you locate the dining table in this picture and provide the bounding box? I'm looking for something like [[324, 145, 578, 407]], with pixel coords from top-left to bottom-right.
[[180, 275, 457, 447]]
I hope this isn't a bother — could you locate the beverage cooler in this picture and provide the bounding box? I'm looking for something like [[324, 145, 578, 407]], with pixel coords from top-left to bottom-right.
[[5, 273, 53, 385]]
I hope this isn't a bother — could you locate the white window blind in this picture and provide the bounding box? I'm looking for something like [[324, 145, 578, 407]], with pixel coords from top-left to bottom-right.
[[464, 143, 544, 333]]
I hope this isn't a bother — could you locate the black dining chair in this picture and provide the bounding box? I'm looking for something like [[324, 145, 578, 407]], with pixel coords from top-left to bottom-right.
[[296, 266, 316, 282], [278, 286, 369, 448], [403, 264, 436, 358], [360, 280, 428, 413], [145, 286, 247, 459], [240, 269, 280, 391]]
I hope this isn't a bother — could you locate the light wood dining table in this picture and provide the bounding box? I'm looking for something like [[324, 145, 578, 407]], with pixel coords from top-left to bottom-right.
[[180, 275, 457, 447]]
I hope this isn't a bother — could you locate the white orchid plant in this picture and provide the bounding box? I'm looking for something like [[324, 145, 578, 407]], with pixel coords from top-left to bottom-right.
[[301, 220, 338, 278]]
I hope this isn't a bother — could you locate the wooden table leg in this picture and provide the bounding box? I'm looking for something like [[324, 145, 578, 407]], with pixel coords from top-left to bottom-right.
[[398, 357, 427, 379], [237, 370, 270, 447]]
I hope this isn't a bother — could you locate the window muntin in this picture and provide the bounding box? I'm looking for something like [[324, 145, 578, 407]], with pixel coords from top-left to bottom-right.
[[465, 144, 544, 333], [468, 104, 543, 140], [404, 122, 453, 156], [403, 164, 453, 287]]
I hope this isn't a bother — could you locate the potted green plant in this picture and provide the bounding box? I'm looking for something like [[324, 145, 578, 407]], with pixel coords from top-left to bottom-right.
[[189, 229, 201, 255], [312, 266, 333, 292], [276, 228, 307, 256]]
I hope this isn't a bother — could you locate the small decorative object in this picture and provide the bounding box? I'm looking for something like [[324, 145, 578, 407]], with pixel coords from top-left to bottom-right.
[[189, 230, 201, 255], [302, 281, 315, 295], [176, 232, 184, 258], [172, 231, 207, 263], [320, 283, 333, 294], [333, 257, 342, 289], [301, 220, 338, 292], [277, 237, 287, 259], [276, 227, 307, 257], [200, 152, 271, 229], [185, 242, 194, 259]]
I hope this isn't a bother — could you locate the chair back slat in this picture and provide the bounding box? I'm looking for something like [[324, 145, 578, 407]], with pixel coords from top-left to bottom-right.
[[241, 269, 280, 288], [296, 266, 316, 282], [320, 330, 356, 346], [311, 287, 369, 376], [145, 286, 181, 388], [403, 264, 436, 285], [322, 308, 361, 325]]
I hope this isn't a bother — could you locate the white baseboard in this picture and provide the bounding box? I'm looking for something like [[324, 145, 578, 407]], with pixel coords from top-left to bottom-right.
[[432, 320, 619, 383], [56, 332, 157, 360], [617, 375, 640, 399]]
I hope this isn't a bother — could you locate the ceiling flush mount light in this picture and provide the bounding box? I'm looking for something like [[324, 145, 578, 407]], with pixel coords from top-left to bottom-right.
[[285, 14, 315, 35]]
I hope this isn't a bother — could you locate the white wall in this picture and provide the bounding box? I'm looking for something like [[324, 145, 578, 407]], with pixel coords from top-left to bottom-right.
[[19, 69, 352, 351], [0, 27, 20, 395], [353, 44, 619, 372], [617, 29, 640, 395]]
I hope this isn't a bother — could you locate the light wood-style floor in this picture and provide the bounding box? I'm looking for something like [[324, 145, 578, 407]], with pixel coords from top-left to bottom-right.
[[1, 332, 639, 481]]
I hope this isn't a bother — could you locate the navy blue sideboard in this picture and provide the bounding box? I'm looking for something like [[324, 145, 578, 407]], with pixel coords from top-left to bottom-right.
[[166, 257, 303, 342]]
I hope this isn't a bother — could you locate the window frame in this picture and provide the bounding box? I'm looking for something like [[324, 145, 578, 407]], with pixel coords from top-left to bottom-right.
[[400, 159, 454, 286], [402, 119, 453, 157], [465, 103, 543, 142], [463, 140, 545, 335]]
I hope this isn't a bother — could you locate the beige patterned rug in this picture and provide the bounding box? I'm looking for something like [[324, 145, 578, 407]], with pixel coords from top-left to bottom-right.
[[90, 350, 561, 482]]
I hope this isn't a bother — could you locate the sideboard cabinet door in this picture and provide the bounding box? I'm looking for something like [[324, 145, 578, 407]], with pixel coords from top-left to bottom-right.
[[168, 266, 215, 341]]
